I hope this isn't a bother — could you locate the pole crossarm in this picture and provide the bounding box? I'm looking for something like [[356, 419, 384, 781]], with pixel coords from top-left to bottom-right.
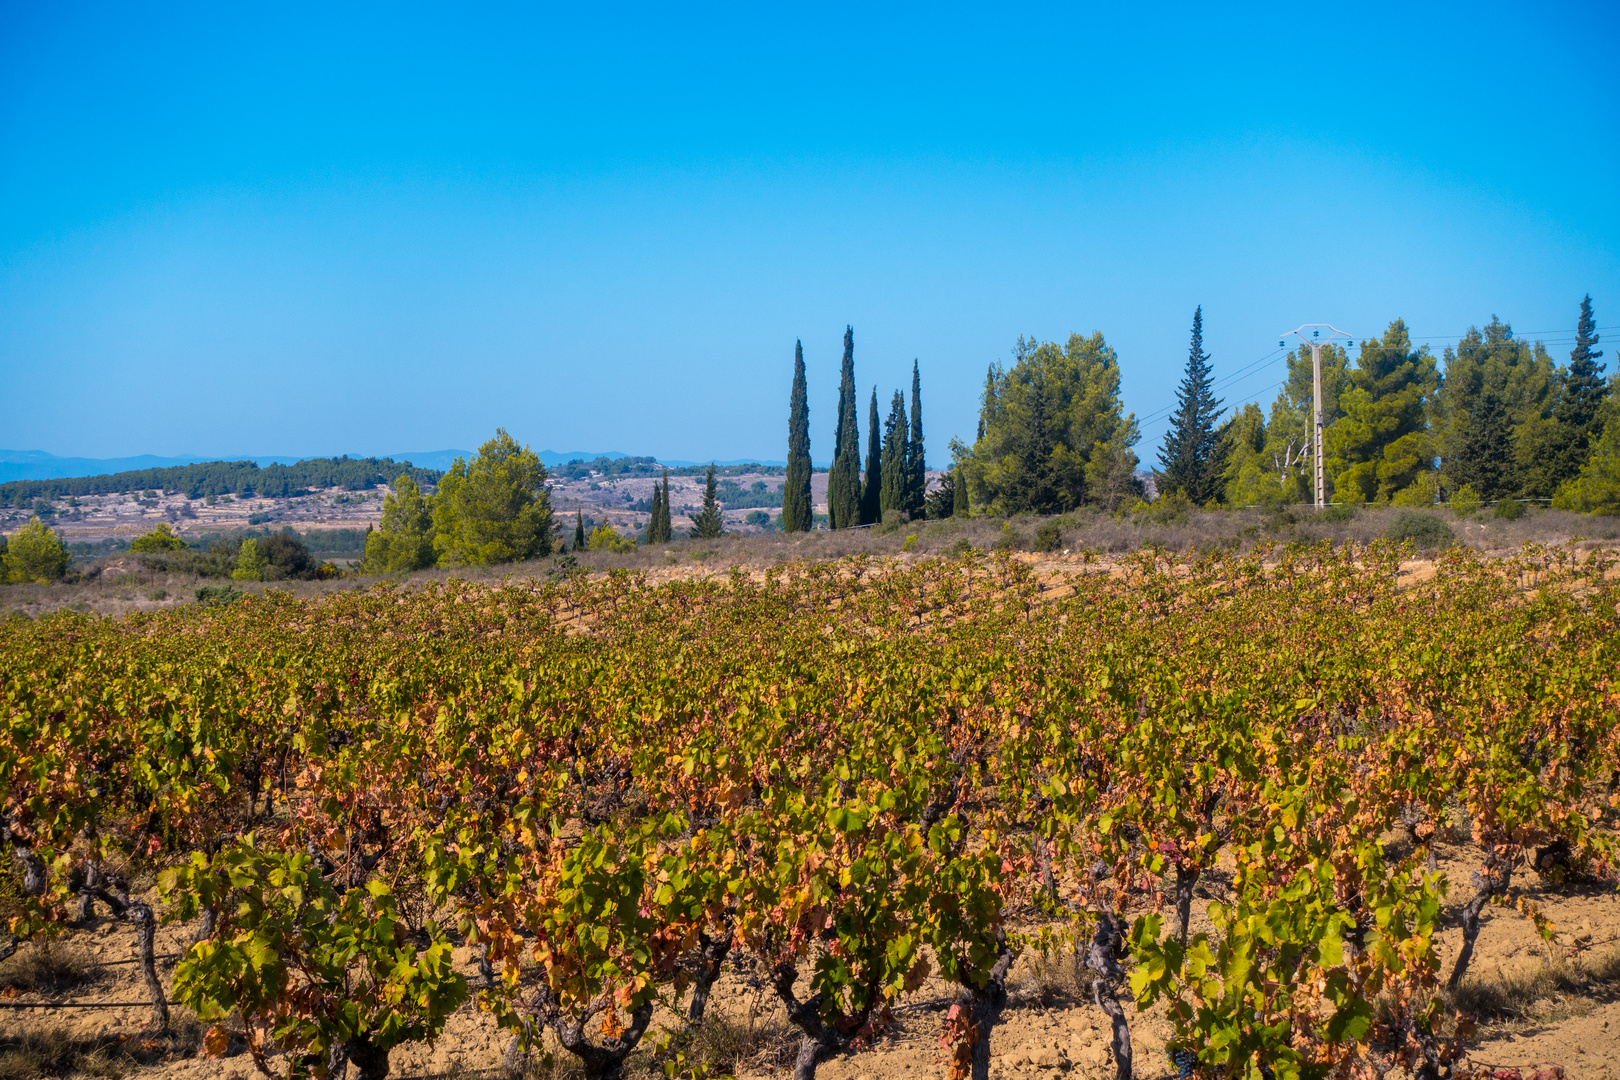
[[1278, 325, 1352, 509]]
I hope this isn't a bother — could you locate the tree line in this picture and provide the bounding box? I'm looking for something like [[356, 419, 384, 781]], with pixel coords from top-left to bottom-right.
[[1154, 295, 1611, 512], [0, 456, 442, 505]]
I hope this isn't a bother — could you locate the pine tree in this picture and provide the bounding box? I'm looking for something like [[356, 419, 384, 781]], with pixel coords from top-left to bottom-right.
[[827, 326, 862, 528], [572, 509, 586, 552], [860, 388, 883, 525], [1157, 307, 1226, 503], [783, 340, 813, 532], [1546, 295, 1608, 489], [906, 359, 926, 515], [1450, 390, 1516, 500], [690, 463, 724, 539], [880, 390, 908, 516]]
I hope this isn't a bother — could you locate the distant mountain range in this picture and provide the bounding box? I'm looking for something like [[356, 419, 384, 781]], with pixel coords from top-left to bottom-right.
[[0, 449, 791, 484]]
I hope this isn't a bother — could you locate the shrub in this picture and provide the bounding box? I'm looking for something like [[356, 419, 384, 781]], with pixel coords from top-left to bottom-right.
[[1034, 520, 1063, 552], [232, 538, 265, 582], [3, 519, 70, 583], [586, 524, 637, 554], [247, 513, 271, 525], [258, 530, 316, 579], [993, 521, 1018, 550], [1492, 498, 1526, 521], [1385, 510, 1454, 550], [1450, 484, 1482, 517], [1319, 503, 1356, 524], [195, 585, 243, 606], [129, 523, 188, 552]]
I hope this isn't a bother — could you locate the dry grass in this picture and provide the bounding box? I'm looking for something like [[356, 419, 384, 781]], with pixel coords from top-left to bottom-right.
[[1450, 944, 1620, 1024], [0, 939, 97, 996], [0, 1017, 201, 1080]]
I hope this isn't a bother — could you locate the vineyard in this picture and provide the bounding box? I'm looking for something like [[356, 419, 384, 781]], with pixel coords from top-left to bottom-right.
[[2, 544, 1618, 1080]]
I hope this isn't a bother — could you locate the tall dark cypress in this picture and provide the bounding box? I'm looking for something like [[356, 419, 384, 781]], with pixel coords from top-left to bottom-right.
[[572, 509, 586, 552], [906, 359, 926, 515], [783, 340, 813, 532], [661, 470, 673, 541], [880, 390, 907, 516], [860, 388, 883, 525], [827, 326, 861, 528], [952, 464, 969, 517], [1548, 295, 1608, 488], [1157, 306, 1227, 503]]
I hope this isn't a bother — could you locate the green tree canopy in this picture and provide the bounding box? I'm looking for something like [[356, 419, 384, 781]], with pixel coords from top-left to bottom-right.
[[860, 388, 882, 525], [1437, 317, 1558, 497], [1325, 320, 1438, 504], [1553, 400, 1620, 515], [827, 327, 861, 528], [957, 332, 1138, 515], [361, 474, 437, 573], [907, 359, 926, 516], [880, 389, 908, 516], [782, 340, 813, 532], [689, 463, 725, 539], [1157, 307, 1226, 503], [130, 523, 188, 553], [3, 518, 70, 583], [431, 429, 555, 566], [1541, 295, 1608, 492]]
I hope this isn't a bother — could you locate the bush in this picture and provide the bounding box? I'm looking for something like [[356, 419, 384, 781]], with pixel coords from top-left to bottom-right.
[[586, 524, 637, 554], [1320, 504, 1356, 524], [1492, 498, 1526, 521], [1450, 484, 1482, 517], [129, 523, 188, 552], [1034, 520, 1063, 552], [247, 513, 271, 525], [259, 530, 316, 578], [232, 538, 265, 582], [195, 585, 243, 606], [1385, 510, 1454, 550], [3, 518, 70, 583]]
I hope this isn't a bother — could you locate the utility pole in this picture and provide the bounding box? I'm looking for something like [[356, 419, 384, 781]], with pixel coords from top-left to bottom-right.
[[1280, 325, 1350, 508]]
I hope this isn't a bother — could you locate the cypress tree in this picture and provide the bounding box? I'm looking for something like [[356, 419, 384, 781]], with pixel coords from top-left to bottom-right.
[[860, 388, 883, 525], [880, 390, 907, 516], [953, 464, 969, 517], [660, 470, 674, 541], [1451, 390, 1516, 500], [572, 509, 586, 552], [827, 326, 862, 528], [1157, 306, 1227, 503], [647, 477, 663, 543], [690, 463, 724, 539], [783, 340, 813, 532], [907, 359, 926, 515], [1546, 295, 1608, 488]]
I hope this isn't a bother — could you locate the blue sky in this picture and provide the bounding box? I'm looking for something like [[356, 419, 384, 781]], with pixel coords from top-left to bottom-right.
[[2, 1, 1616, 466]]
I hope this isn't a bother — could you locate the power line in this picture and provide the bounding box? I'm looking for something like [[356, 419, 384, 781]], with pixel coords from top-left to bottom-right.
[[1139, 324, 1612, 428]]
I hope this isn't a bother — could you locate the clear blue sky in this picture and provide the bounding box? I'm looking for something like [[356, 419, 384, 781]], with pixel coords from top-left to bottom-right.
[[2, 1, 1616, 466]]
